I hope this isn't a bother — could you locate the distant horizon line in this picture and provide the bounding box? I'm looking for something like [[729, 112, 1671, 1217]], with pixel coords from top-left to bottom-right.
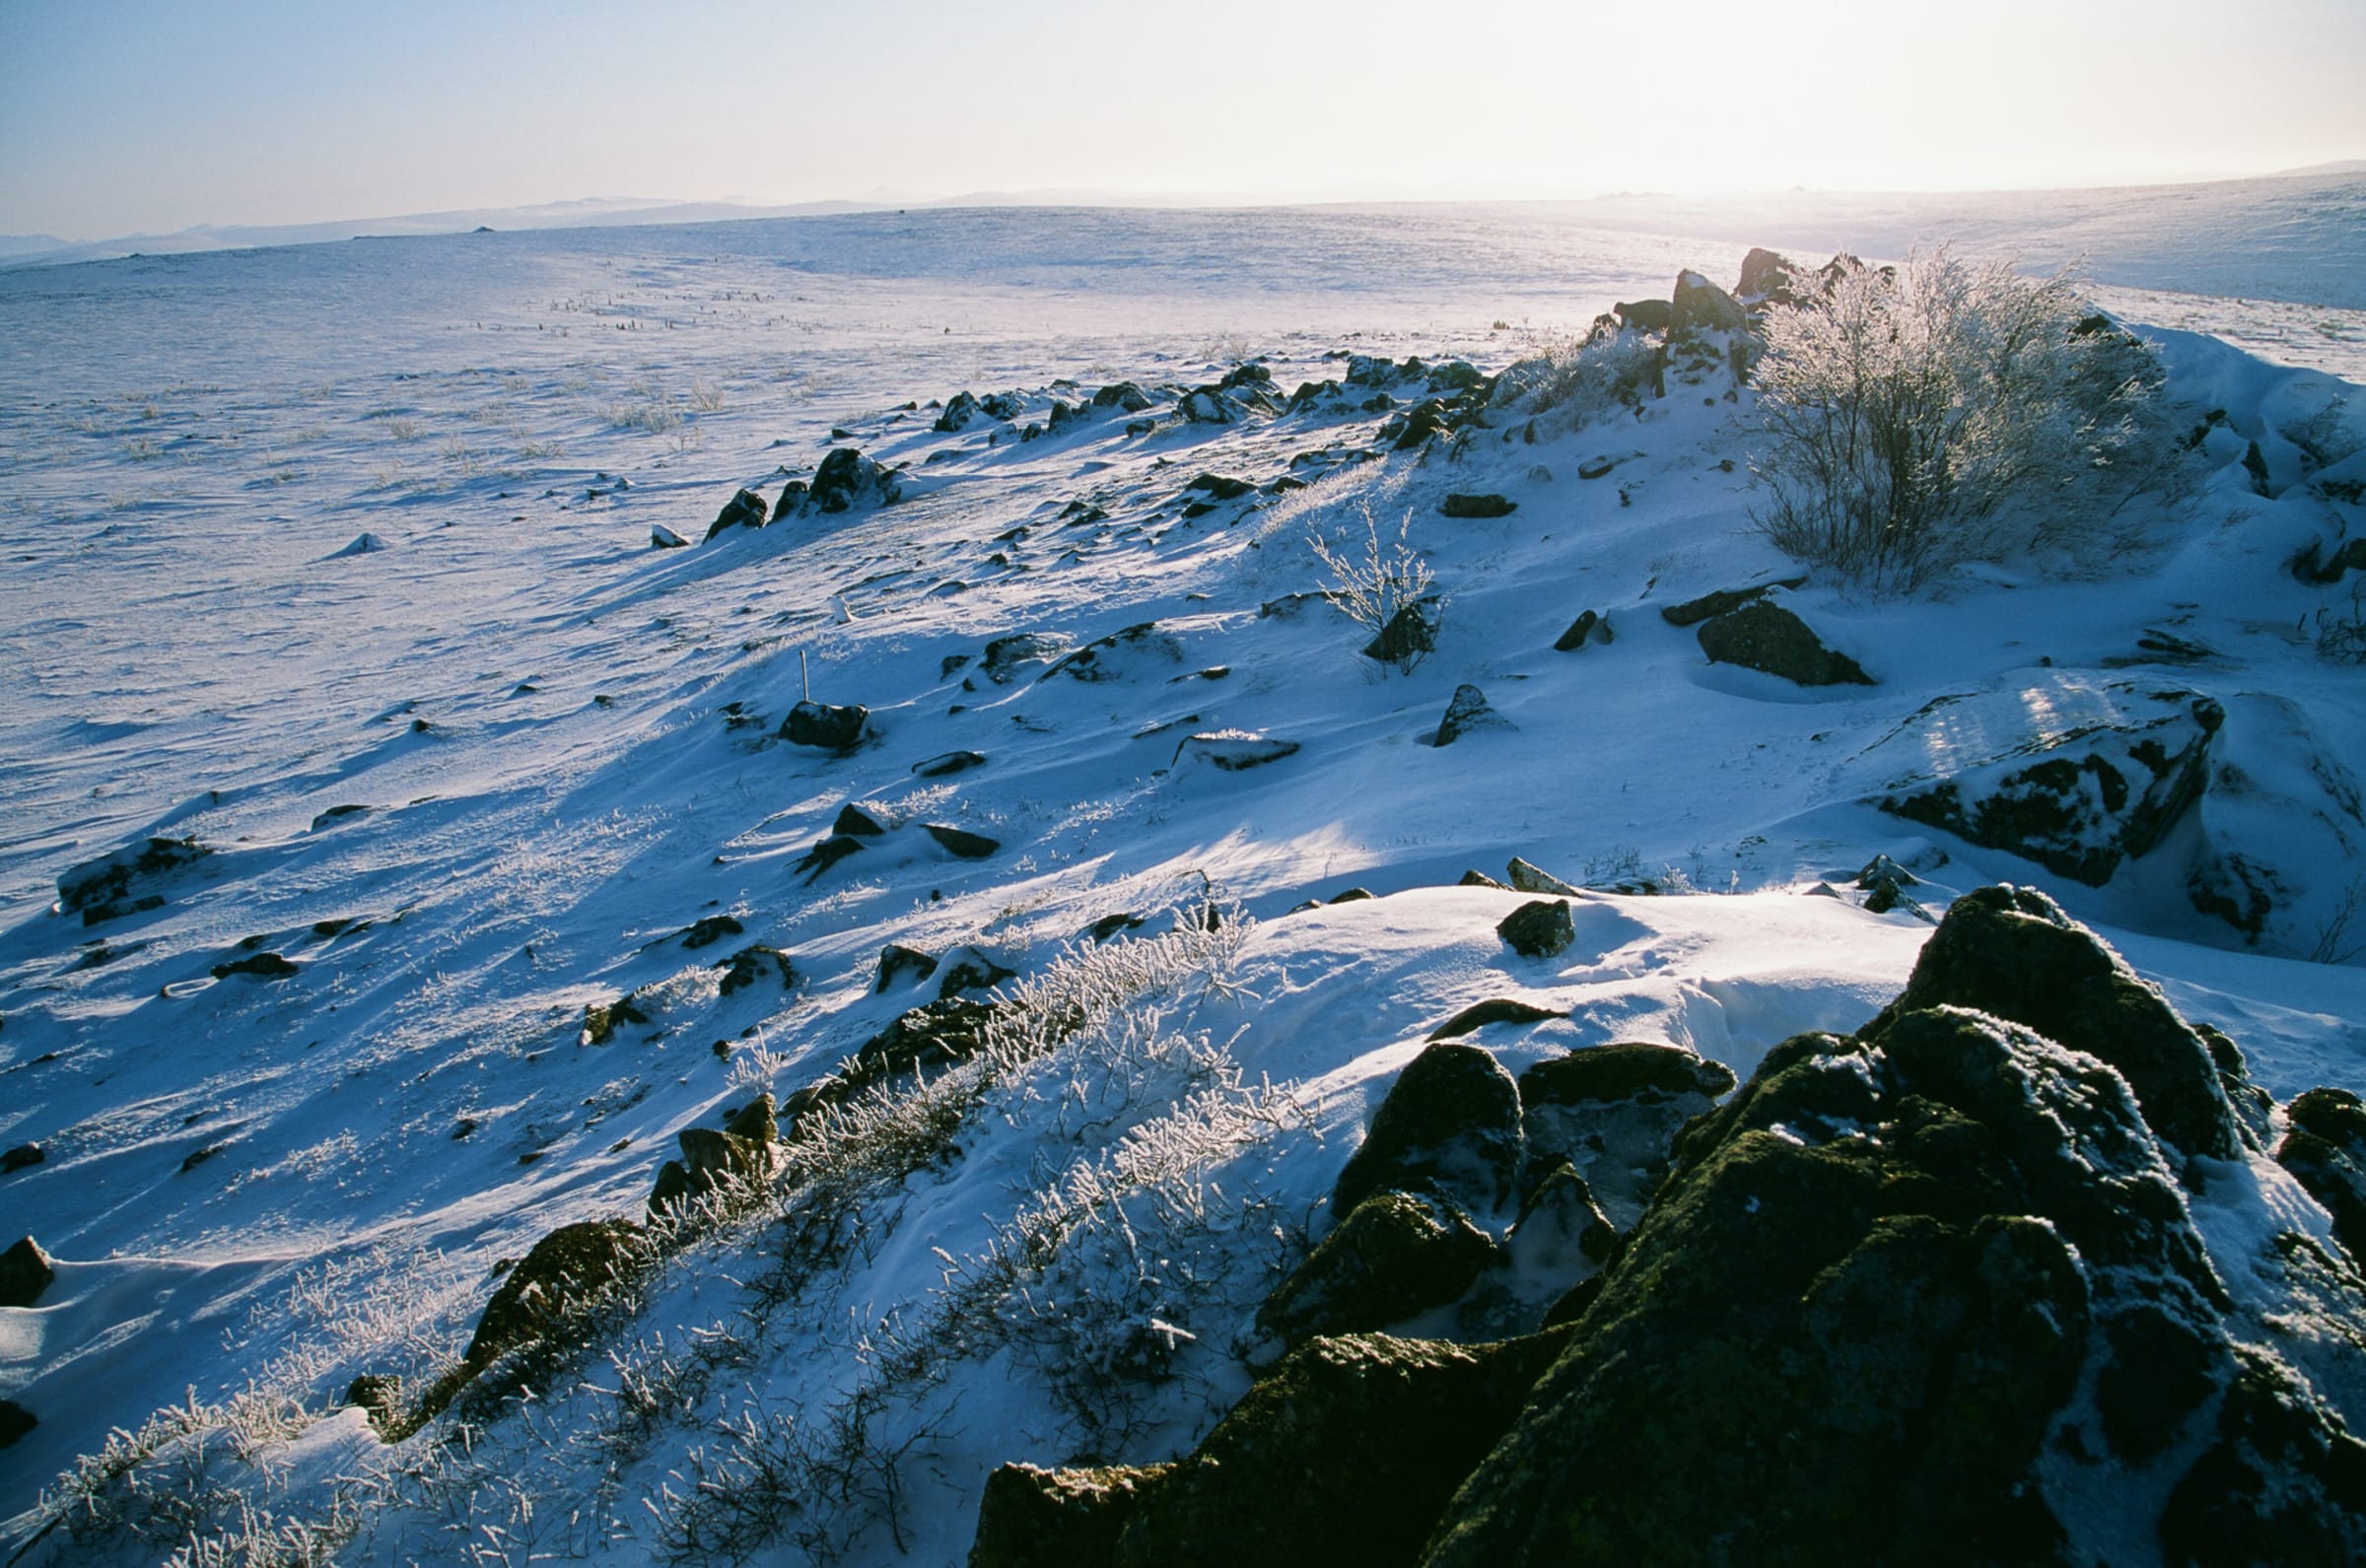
[[6, 158, 2362, 267]]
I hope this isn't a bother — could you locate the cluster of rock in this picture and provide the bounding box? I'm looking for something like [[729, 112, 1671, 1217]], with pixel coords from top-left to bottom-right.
[[703, 446, 903, 543], [970, 886, 2366, 1566]]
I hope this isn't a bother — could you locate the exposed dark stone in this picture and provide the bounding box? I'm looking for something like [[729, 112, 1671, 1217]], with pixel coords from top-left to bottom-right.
[[1179, 386, 1235, 423], [935, 390, 989, 432], [1668, 268, 1748, 338], [875, 944, 939, 991], [460, 1219, 644, 1376], [1258, 1190, 1499, 1348], [1171, 732, 1301, 772], [342, 1373, 402, 1435], [716, 944, 796, 996], [1518, 1044, 1737, 1111], [1882, 689, 2220, 889], [1091, 381, 1152, 412], [1459, 870, 1509, 890], [0, 1398, 35, 1450], [1612, 299, 1671, 333], [1659, 577, 1807, 627], [1696, 600, 1874, 686], [1553, 610, 1612, 651], [56, 835, 212, 924], [781, 700, 870, 751], [1382, 398, 1450, 449], [704, 487, 768, 541], [1334, 1043, 1525, 1218], [1575, 455, 1619, 480], [912, 749, 987, 778], [1440, 493, 1516, 518], [0, 1235, 56, 1308], [211, 951, 299, 980], [1041, 622, 1185, 683], [1496, 900, 1575, 960], [680, 914, 743, 949], [650, 525, 688, 549], [982, 631, 1075, 683], [1186, 473, 1255, 501], [1084, 912, 1148, 943], [2277, 1087, 2366, 1261], [1504, 858, 1580, 897], [770, 479, 808, 519], [924, 823, 1001, 859], [1362, 596, 1441, 668], [805, 447, 900, 513], [1861, 885, 2244, 1162], [1, 1142, 43, 1176], [972, 1463, 1174, 1568], [1330, 887, 1375, 904], [1106, 1330, 1572, 1568], [937, 947, 1016, 999], [1736, 246, 1803, 307], [1430, 997, 1563, 1040], [832, 802, 890, 838], [582, 994, 651, 1046], [795, 834, 867, 881], [1856, 853, 1920, 915], [1435, 684, 1509, 746]]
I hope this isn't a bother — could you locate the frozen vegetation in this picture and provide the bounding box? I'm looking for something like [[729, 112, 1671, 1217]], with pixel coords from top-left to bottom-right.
[[1, 185, 2364, 1564]]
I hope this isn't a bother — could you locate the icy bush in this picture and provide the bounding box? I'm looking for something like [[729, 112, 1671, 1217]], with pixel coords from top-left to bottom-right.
[[1750, 248, 2181, 591], [1308, 502, 1434, 667], [1489, 331, 1659, 430]]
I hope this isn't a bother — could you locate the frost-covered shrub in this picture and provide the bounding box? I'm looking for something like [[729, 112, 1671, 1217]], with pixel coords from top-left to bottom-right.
[[1489, 331, 1659, 430], [1309, 503, 1436, 673], [1750, 249, 2180, 591]]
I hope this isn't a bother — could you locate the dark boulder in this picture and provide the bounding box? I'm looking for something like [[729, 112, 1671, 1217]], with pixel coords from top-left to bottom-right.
[[1879, 686, 2220, 889], [781, 700, 869, 752], [935, 390, 989, 433], [716, 944, 796, 996], [923, 823, 1001, 860], [936, 946, 1016, 998], [1258, 1190, 1499, 1348], [1668, 268, 1748, 339], [770, 479, 807, 520], [1362, 596, 1441, 669], [1861, 885, 2245, 1163], [57, 835, 211, 925], [1091, 381, 1152, 413], [580, 993, 651, 1046], [1109, 1331, 1571, 1568], [1434, 684, 1509, 746], [2277, 1087, 2366, 1261], [1612, 299, 1671, 333], [1381, 398, 1450, 450], [832, 802, 889, 837], [1736, 246, 1803, 307], [1440, 493, 1515, 518], [972, 1464, 1174, 1568], [1659, 577, 1806, 627], [680, 914, 743, 949], [982, 631, 1075, 683], [1516, 1044, 1735, 1226], [1, 1235, 56, 1308], [0, 1399, 34, 1450], [211, 951, 299, 980], [1186, 472, 1255, 501], [1696, 600, 1874, 686], [911, 749, 987, 778], [805, 447, 900, 513], [875, 944, 939, 991], [460, 1219, 643, 1376], [704, 487, 768, 541], [1178, 386, 1234, 424], [795, 834, 867, 881], [2, 1142, 43, 1177], [1430, 997, 1563, 1040], [1496, 900, 1575, 960], [1552, 610, 1612, 651], [1333, 1043, 1524, 1218]]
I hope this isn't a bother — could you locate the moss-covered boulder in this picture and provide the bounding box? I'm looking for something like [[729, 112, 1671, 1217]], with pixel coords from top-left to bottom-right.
[[1516, 1044, 1734, 1227], [1863, 884, 2244, 1163], [459, 1219, 645, 1382], [1112, 1331, 1570, 1568], [2279, 1087, 2366, 1261], [1495, 899, 1573, 960], [1696, 599, 1873, 686], [1258, 1190, 1498, 1348], [1333, 1043, 1524, 1218], [971, 1463, 1174, 1568]]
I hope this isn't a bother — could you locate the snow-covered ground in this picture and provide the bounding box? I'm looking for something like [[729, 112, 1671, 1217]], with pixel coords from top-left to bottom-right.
[[1, 191, 2362, 1563]]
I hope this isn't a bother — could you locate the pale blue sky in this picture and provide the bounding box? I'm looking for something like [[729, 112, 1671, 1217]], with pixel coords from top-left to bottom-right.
[[3, 0, 2362, 239]]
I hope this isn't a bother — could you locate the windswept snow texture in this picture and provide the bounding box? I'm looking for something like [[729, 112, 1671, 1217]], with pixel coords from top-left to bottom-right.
[[0, 202, 2362, 1562]]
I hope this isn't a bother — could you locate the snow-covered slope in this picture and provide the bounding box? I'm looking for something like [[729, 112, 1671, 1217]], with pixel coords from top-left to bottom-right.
[[0, 209, 2362, 1564]]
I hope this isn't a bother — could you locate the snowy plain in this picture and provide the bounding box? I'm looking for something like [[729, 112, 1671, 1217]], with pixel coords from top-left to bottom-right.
[[1, 174, 2363, 1562]]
